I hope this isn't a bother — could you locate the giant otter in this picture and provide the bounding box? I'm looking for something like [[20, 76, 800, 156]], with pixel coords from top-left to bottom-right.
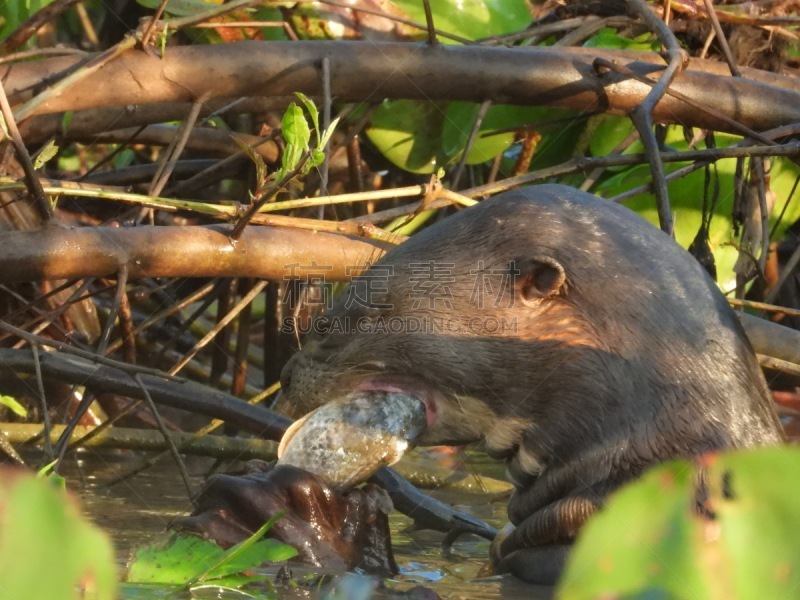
[[277, 184, 784, 583]]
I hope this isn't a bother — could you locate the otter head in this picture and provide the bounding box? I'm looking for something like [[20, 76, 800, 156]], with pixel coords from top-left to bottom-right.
[[279, 185, 780, 483]]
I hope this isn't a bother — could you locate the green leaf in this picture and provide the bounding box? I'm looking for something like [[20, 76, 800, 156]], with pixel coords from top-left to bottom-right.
[[594, 127, 800, 290], [294, 92, 320, 145], [708, 448, 800, 598], [318, 116, 341, 151], [559, 447, 800, 600], [60, 111, 73, 136], [440, 102, 514, 165], [0, 472, 117, 600], [583, 28, 660, 51], [559, 461, 707, 600], [33, 140, 59, 170], [127, 532, 297, 588], [441, 104, 578, 167], [281, 103, 310, 173], [189, 512, 293, 586], [0, 394, 27, 418], [587, 115, 636, 159], [135, 0, 219, 17], [310, 148, 325, 168], [393, 0, 531, 42], [365, 99, 443, 174]]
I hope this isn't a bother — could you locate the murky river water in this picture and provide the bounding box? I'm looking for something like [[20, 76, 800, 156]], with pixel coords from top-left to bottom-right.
[[65, 450, 553, 599]]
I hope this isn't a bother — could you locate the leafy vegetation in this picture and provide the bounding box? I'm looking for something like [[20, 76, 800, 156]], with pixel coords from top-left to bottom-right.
[[0, 471, 116, 600], [560, 447, 800, 600]]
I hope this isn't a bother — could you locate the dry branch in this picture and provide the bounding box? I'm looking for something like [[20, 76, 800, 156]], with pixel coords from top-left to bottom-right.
[[4, 41, 800, 134], [1, 423, 279, 460], [0, 224, 389, 284]]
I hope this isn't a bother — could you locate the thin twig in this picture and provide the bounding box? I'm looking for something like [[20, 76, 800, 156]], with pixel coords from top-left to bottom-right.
[[728, 297, 800, 318], [97, 265, 128, 356], [0, 320, 184, 382], [422, 0, 438, 45], [0, 80, 51, 220], [751, 158, 770, 274], [624, 0, 688, 234], [0, 0, 82, 53], [701, 0, 741, 77], [463, 142, 800, 199], [134, 374, 195, 499], [3, 423, 278, 460], [451, 100, 492, 190], [169, 280, 269, 375], [319, 56, 331, 206], [149, 94, 209, 196], [104, 279, 218, 355], [592, 57, 785, 150], [140, 0, 170, 48], [230, 154, 310, 239], [31, 345, 54, 461], [13, 35, 138, 122]]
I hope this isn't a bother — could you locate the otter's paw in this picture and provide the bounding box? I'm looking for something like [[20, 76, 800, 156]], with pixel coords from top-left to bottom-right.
[[171, 463, 397, 576], [491, 537, 571, 585]]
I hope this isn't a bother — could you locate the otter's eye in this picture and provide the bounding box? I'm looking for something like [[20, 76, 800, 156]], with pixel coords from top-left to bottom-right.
[[363, 303, 388, 319]]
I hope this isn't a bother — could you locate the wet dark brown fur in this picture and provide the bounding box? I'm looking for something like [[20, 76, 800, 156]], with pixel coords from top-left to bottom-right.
[[279, 184, 783, 583]]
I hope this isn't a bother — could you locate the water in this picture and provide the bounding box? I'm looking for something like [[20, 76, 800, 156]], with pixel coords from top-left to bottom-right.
[[63, 450, 553, 599]]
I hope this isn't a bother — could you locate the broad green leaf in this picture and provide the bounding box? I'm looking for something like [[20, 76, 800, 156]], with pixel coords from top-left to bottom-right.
[[0, 394, 27, 417], [707, 448, 800, 598], [365, 99, 444, 174], [559, 461, 707, 600], [442, 104, 583, 168], [393, 0, 531, 41], [127, 533, 296, 587], [287, 1, 420, 40], [136, 0, 221, 17], [288, 0, 529, 42], [190, 512, 293, 586], [587, 115, 637, 159], [584, 28, 660, 51], [440, 102, 514, 165], [0, 472, 116, 600], [113, 148, 137, 169], [560, 447, 800, 600]]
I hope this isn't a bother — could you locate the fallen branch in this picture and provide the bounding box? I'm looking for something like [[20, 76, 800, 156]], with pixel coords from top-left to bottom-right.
[[2, 423, 279, 459], [5, 41, 799, 134], [0, 223, 389, 284]]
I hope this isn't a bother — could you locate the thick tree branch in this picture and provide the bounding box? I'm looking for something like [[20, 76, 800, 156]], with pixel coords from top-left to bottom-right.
[[0, 224, 389, 284], [4, 41, 799, 134]]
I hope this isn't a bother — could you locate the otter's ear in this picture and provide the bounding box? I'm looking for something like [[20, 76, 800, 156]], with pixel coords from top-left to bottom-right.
[[512, 256, 566, 305]]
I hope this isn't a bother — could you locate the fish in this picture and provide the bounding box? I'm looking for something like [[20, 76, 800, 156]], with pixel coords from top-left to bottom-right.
[[277, 390, 427, 490]]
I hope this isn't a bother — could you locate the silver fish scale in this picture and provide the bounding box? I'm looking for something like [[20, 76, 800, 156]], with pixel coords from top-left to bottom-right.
[[277, 391, 427, 490]]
